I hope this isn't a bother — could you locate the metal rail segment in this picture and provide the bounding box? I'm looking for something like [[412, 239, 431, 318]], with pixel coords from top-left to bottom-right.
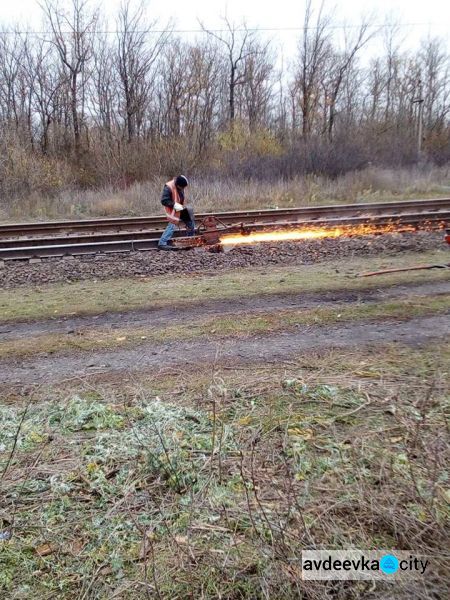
[[0, 198, 448, 260], [1, 197, 449, 239]]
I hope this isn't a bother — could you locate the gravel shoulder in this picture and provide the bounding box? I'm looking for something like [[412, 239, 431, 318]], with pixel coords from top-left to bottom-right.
[[0, 230, 443, 288], [1, 314, 448, 387]]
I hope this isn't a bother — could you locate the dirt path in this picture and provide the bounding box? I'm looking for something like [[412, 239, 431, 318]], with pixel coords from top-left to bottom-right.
[[1, 280, 449, 342], [1, 314, 448, 387]]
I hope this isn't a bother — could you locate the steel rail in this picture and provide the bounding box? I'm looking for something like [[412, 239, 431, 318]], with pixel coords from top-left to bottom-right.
[[1, 197, 449, 239], [1, 210, 449, 251], [0, 212, 447, 261]]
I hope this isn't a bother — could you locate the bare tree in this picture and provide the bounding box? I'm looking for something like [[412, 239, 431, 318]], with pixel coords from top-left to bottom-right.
[[26, 40, 64, 153], [201, 17, 257, 126], [382, 19, 403, 122], [325, 18, 375, 140], [0, 28, 28, 131], [239, 39, 274, 132], [295, 0, 331, 138], [159, 39, 223, 154], [419, 38, 450, 131], [91, 32, 118, 136], [40, 0, 99, 158], [116, 0, 169, 142]]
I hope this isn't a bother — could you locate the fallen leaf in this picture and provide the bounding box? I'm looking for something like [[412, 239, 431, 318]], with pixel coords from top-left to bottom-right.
[[174, 535, 188, 544], [354, 370, 379, 377], [68, 539, 84, 556], [36, 542, 56, 557], [288, 427, 313, 440]]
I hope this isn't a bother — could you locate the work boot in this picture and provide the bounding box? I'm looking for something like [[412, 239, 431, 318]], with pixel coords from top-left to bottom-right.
[[158, 244, 178, 251]]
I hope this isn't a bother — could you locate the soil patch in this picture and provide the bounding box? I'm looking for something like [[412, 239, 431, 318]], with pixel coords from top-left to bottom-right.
[[1, 280, 448, 342], [1, 314, 447, 387]]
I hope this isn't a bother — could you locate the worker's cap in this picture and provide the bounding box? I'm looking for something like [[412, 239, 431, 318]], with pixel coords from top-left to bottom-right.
[[175, 175, 189, 188]]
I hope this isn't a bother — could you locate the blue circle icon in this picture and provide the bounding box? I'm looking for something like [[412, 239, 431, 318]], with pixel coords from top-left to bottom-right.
[[380, 554, 399, 574]]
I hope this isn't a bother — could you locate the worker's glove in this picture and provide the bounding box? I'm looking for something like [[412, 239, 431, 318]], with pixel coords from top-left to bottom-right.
[[173, 202, 184, 211]]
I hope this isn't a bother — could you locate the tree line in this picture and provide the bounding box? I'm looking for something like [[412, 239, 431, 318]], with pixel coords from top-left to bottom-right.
[[0, 0, 449, 197]]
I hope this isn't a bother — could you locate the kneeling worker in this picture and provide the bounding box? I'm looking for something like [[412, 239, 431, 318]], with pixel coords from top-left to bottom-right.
[[158, 175, 195, 250]]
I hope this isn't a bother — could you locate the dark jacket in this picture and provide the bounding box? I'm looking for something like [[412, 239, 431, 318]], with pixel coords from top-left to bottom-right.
[[161, 184, 185, 209]]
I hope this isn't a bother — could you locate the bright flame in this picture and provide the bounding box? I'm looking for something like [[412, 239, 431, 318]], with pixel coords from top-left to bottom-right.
[[220, 224, 417, 246]]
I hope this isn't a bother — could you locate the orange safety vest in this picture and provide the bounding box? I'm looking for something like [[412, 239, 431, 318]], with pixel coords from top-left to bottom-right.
[[164, 179, 183, 224]]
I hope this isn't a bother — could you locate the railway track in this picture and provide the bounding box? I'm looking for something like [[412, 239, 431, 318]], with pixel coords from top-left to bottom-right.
[[0, 198, 449, 261], [1, 197, 449, 238]]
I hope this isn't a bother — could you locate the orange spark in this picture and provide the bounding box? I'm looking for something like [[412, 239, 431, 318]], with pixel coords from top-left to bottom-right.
[[219, 223, 417, 246]]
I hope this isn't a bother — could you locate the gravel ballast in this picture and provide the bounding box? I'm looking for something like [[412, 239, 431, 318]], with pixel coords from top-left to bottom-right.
[[0, 231, 445, 289]]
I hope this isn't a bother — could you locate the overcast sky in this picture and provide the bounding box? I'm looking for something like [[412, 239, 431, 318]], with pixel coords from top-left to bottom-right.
[[0, 0, 448, 60]]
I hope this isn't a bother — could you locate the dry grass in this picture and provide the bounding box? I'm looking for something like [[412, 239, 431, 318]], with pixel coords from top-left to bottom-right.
[[1, 343, 448, 598], [0, 165, 449, 221]]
